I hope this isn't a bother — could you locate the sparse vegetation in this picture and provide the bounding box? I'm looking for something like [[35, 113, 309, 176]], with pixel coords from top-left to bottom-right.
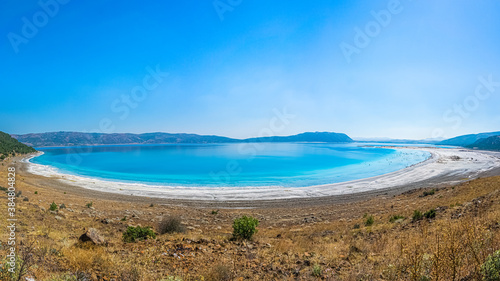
[[123, 226, 156, 243], [422, 189, 436, 196], [49, 202, 58, 211], [86, 201, 93, 208], [59, 203, 66, 209], [158, 216, 186, 234], [481, 250, 500, 280], [364, 214, 374, 226], [389, 214, 405, 223], [312, 264, 322, 277], [211, 210, 219, 215], [413, 210, 423, 221], [232, 216, 259, 240], [424, 208, 436, 219]]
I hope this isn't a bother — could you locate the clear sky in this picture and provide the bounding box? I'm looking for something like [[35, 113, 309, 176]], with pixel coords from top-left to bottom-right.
[[2, 0, 500, 139]]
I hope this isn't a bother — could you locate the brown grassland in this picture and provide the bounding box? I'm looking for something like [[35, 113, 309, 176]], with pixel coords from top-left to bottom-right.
[[1, 156, 500, 280]]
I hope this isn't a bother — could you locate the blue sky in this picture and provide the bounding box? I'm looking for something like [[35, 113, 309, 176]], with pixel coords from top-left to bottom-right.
[[2, 0, 500, 139]]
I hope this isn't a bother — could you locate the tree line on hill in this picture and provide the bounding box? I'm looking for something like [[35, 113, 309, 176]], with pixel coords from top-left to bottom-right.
[[0, 131, 37, 160]]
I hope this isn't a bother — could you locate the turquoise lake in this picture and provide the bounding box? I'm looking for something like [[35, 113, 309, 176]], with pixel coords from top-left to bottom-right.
[[31, 143, 431, 187]]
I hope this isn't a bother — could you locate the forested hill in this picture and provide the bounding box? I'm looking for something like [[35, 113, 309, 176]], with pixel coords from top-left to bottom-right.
[[0, 131, 37, 160], [466, 135, 500, 151]]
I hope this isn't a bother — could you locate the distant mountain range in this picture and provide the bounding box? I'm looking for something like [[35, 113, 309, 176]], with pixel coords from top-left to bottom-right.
[[11, 131, 354, 147], [438, 131, 500, 147]]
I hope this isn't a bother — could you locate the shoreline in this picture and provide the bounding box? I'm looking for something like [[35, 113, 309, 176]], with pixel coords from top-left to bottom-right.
[[16, 147, 500, 207]]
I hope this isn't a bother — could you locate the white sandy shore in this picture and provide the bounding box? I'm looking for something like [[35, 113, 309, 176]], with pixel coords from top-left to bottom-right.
[[22, 147, 500, 201]]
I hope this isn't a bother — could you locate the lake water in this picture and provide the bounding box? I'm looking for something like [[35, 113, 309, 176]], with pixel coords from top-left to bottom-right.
[[31, 143, 431, 187]]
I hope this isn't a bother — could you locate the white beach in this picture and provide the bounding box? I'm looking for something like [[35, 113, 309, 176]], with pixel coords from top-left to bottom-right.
[[22, 147, 500, 201]]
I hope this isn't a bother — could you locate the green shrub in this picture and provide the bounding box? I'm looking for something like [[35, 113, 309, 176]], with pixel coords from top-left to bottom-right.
[[413, 210, 423, 221], [232, 216, 259, 240], [482, 250, 500, 280], [34, 191, 38, 194], [211, 210, 219, 215], [59, 203, 66, 209], [123, 226, 156, 243], [422, 189, 435, 196], [365, 215, 374, 226], [389, 215, 405, 223], [353, 223, 361, 229], [312, 264, 322, 277], [49, 202, 58, 211], [86, 201, 93, 208], [158, 216, 185, 234], [424, 209, 436, 219]]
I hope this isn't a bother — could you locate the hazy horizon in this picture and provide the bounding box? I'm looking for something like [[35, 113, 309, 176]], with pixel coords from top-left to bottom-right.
[[2, 1, 500, 139]]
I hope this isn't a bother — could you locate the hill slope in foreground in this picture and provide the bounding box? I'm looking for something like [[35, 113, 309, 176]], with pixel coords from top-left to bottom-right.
[[2, 154, 500, 280], [0, 131, 36, 159], [12, 131, 353, 147]]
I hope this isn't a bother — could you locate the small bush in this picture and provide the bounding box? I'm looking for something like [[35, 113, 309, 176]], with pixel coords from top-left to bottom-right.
[[482, 250, 500, 281], [353, 223, 361, 229], [121, 216, 127, 221], [365, 215, 374, 226], [158, 216, 185, 234], [422, 189, 435, 196], [424, 209, 436, 219], [0, 186, 7, 192], [211, 210, 219, 215], [312, 264, 322, 277], [86, 201, 93, 208], [23, 197, 29, 202], [59, 203, 66, 209], [413, 210, 423, 221], [34, 191, 38, 194], [389, 215, 405, 223], [49, 202, 58, 211], [232, 216, 259, 240], [123, 226, 156, 243]]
